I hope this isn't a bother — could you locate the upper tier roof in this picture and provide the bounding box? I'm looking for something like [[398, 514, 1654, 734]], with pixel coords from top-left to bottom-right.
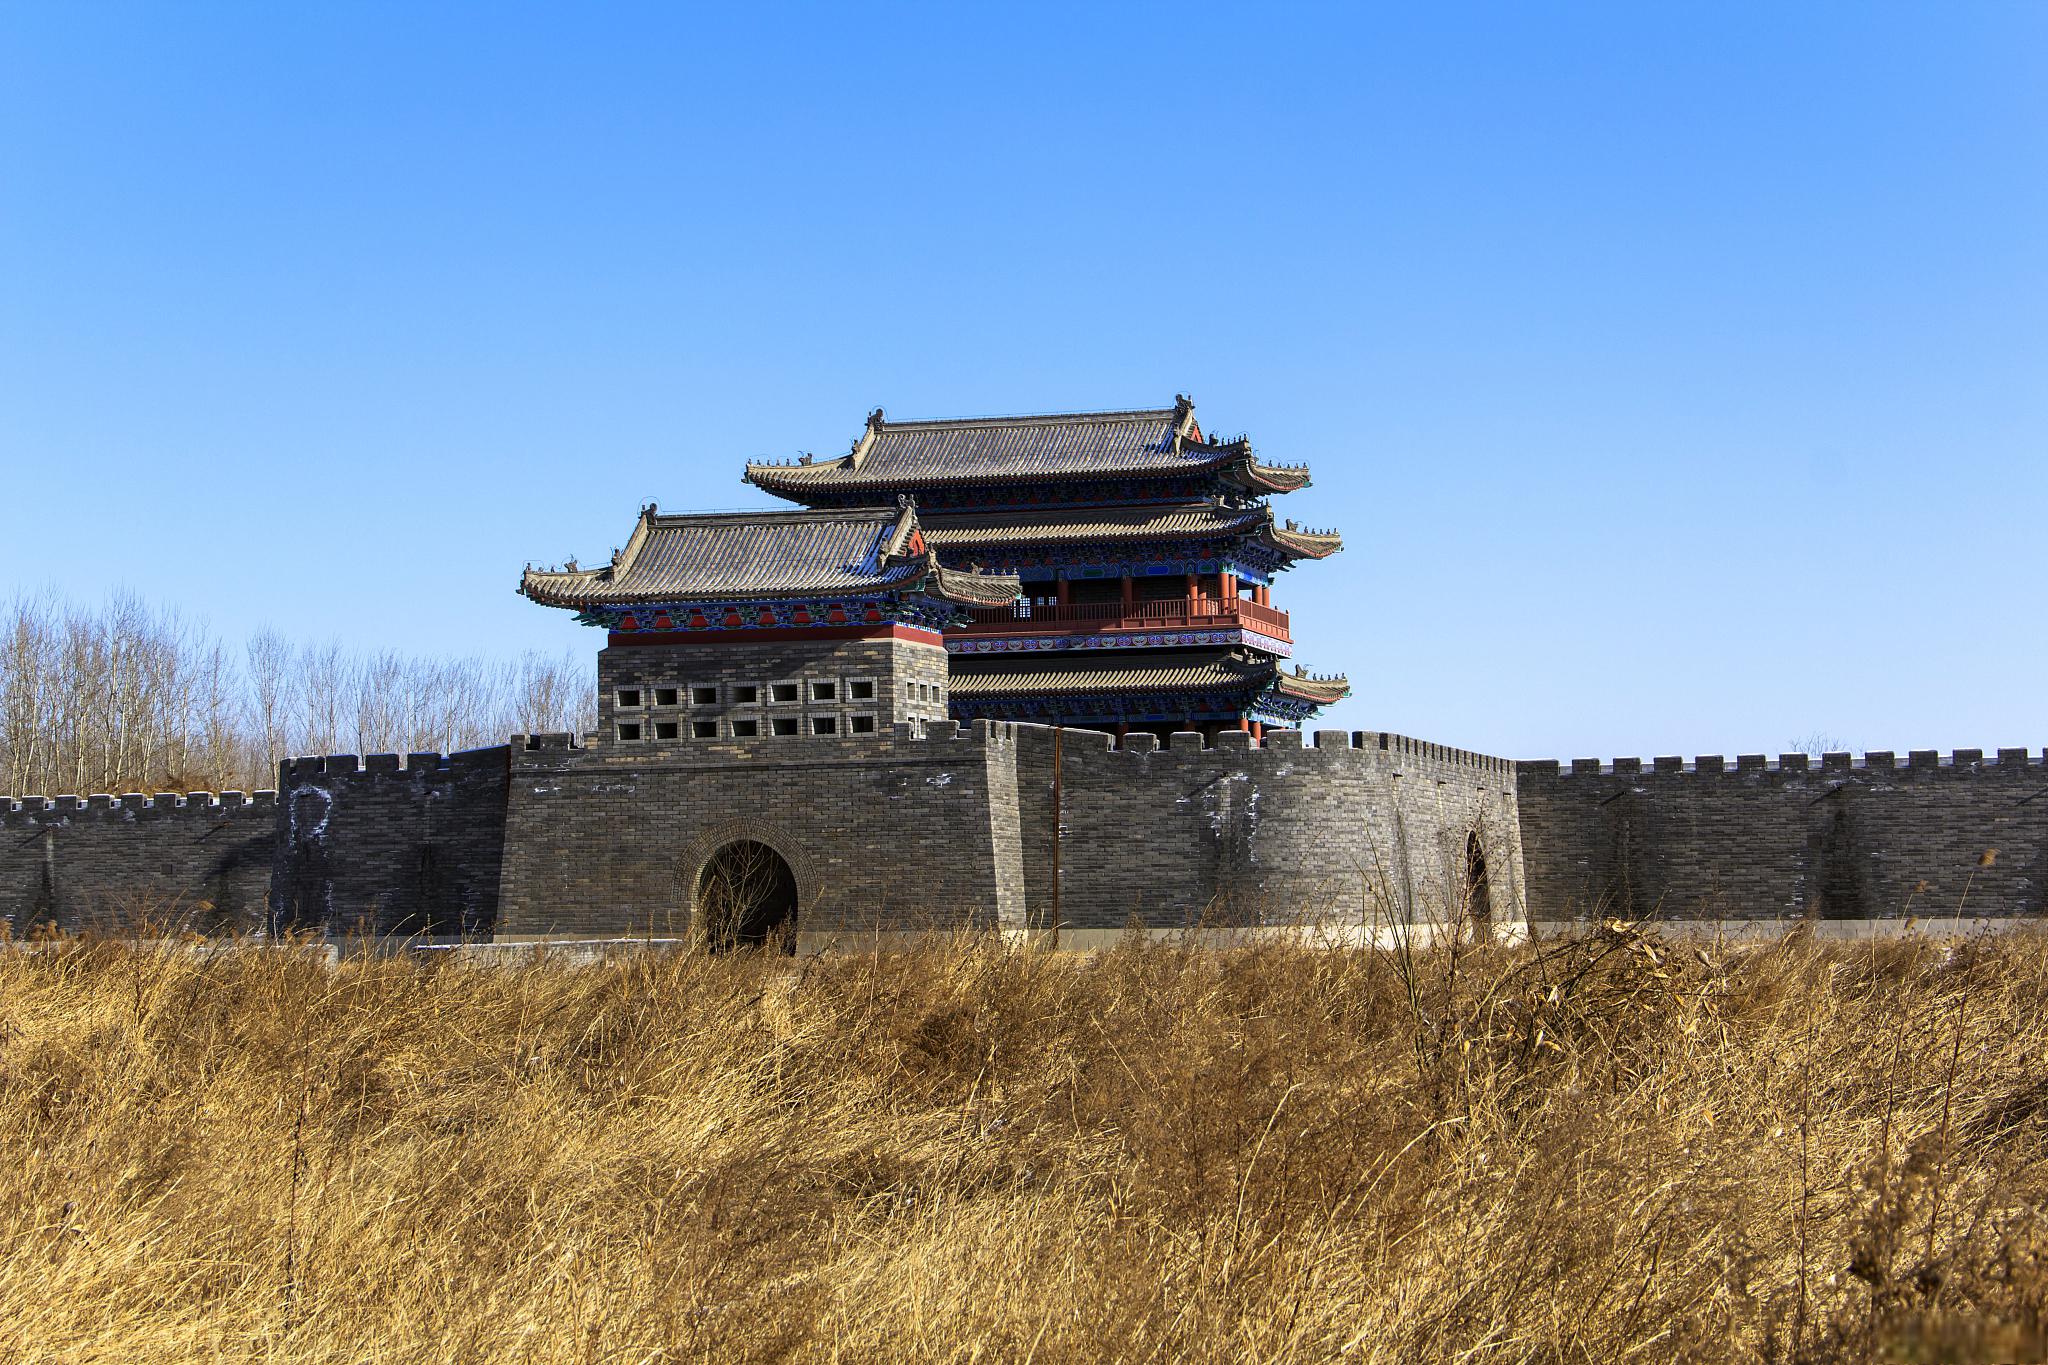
[[919, 501, 1342, 559], [519, 504, 1021, 610], [744, 397, 1312, 498]]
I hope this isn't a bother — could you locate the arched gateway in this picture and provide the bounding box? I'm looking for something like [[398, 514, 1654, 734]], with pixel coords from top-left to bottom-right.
[[695, 840, 799, 952]]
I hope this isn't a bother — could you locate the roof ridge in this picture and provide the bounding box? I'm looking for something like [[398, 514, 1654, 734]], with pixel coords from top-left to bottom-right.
[[875, 406, 1178, 431], [646, 506, 897, 526]]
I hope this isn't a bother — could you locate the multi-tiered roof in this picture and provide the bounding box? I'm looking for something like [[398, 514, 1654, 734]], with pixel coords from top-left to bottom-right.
[[744, 398, 1349, 735]]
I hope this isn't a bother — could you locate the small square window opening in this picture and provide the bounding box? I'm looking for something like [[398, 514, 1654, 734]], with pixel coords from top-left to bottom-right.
[[692, 720, 718, 739], [771, 717, 799, 736], [653, 721, 679, 740], [730, 719, 759, 737], [691, 686, 718, 706], [811, 715, 837, 735], [654, 688, 678, 707]]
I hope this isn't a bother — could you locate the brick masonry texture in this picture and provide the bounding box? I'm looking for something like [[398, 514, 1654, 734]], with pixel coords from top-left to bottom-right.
[[499, 723, 1521, 939], [1006, 727, 1523, 932], [597, 634, 950, 741], [271, 748, 509, 937], [1516, 751, 2048, 921], [0, 791, 276, 934], [4, 736, 2044, 939], [499, 722, 1020, 937]]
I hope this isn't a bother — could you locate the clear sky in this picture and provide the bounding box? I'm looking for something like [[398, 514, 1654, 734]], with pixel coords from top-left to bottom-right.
[[2, 4, 2042, 760]]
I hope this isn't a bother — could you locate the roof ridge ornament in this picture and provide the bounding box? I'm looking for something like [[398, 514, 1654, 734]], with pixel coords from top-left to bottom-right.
[[848, 407, 886, 468]]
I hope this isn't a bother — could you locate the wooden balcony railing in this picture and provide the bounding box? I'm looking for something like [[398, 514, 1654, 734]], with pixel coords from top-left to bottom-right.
[[956, 596, 1291, 641]]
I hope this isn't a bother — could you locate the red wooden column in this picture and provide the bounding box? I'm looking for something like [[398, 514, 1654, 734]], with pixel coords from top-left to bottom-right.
[[1115, 721, 1129, 748], [1184, 573, 1198, 605], [1055, 578, 1070, 608], [1120, 574, 1134, 612], [1236, 716, 1250, 732], [1251, 721, 1265, 743]]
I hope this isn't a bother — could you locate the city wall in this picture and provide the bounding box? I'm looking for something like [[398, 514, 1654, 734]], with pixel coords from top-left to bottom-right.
[[1005, 727, 1523, 940], [271, 748, 510, 938], [1516, 750, 2048, 922], [4, 735, 2044, 944], [0, 791, 277, 935], [495, 722, 1023, 942]]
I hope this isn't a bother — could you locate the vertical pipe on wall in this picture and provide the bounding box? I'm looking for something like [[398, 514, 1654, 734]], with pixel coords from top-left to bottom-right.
[[1050, 724, 1062, 947]]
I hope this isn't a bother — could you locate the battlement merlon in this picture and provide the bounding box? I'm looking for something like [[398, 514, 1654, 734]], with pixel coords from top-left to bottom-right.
[[277, 747, 511, 787], [1517, 748, 2046, 781], [1, 789, 278, 827]]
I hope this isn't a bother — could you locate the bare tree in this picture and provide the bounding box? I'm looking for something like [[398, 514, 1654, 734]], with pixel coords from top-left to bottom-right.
[[0, 592, 600, 798]]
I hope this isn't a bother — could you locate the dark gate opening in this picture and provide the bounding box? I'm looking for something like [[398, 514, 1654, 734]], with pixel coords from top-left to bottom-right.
[[696, 840, 799, 953], [1465, 830, 1493, 930]]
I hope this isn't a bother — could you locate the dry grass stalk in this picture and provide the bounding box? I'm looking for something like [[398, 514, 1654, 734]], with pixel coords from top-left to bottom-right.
[[0, 926, 2044, 1361]]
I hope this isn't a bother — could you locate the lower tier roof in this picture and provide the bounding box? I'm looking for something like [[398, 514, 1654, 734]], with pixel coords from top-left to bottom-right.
[[948, 651, 1349, 705]]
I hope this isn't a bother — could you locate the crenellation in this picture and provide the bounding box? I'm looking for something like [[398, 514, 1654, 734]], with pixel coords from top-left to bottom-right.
[[1516, 741, 2047, 923]]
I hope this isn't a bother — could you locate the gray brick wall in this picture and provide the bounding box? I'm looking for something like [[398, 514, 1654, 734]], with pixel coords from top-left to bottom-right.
[[271, 748, 510, 937], [1516, 750, 2048, 920], [1008, 727, 1525, 932], [6, 725, 2040, 942], [596, 634, 950, 742], [0, 791, 276, 935], [497, 720, 1015, 939]]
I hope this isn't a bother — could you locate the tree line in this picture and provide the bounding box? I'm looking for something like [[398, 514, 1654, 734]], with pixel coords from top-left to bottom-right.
[[0, 593, 594, 798]]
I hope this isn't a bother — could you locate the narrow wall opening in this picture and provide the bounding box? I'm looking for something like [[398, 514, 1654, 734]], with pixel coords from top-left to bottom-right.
[[1465, 829, 1493, 934]]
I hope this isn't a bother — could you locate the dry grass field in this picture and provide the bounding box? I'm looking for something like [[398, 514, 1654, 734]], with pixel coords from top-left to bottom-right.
[[2, 925, 2046, 1363]]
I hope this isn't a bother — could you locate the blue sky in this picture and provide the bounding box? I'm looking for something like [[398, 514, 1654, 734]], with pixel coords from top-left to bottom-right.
[[2, 4, 2042, 760]]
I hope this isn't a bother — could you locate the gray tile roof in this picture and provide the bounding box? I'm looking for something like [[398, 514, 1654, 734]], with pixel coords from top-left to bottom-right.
[[919, 503, 1267, 547], [948, 651, 1348, 701], [520, 505, 1019, 609], [745, 399, 1313, 495], [920, 502, 1342, 558]]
